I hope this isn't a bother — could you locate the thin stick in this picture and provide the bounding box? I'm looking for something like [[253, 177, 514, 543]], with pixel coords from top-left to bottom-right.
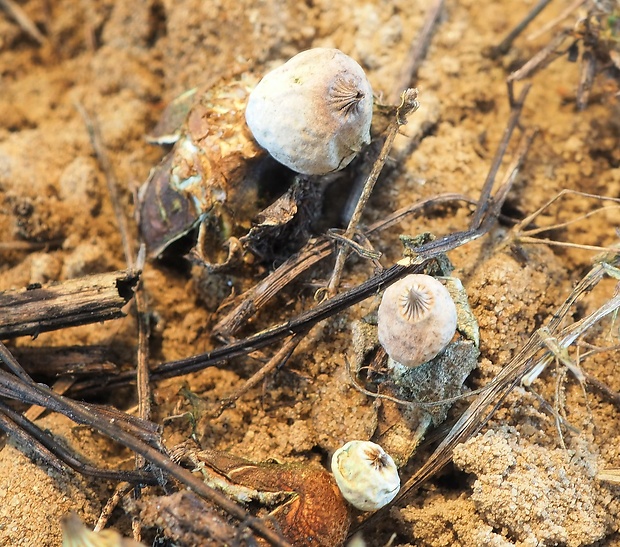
[[470, 84, 531, 229], [513, 190, 620, 234], [0, 340, 33, 383], [213, 334, 303, 418], [78, 103, 151, 540], [522, 388, 580, 434], [577, 49, 597, 110], [133, 248, 151, 421], [326, 89, 420, 297], [132, 248, 151, 541], [585, 372, 620, 408], [515, 237, 616, 253], [0, 0, 47, 45], [135, 260, 151, 427], [390, 0, 445, 103], [0, 402, 158, 485], [10, 345, 118, 377], [94, 482, 133, 532], [370, 193, 476, 234], [507, 32, 569, 105], [75, 102, 135, 265], [526, 0, 586, 42], [0, 240, 63, 252], [340, 0, 444, 237], [24, 376, 75, 422], [213, 240, 333, 339], [517, 205, 620, 238], [490, 0, 553, 58]]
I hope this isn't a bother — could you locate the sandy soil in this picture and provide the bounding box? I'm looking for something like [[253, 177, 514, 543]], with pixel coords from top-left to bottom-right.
[[1, 0, 620, 545]]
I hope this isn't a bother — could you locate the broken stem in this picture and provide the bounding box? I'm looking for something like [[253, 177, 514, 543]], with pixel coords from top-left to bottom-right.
[[326, 89, 420, 297], [0, 269, 140, 339]]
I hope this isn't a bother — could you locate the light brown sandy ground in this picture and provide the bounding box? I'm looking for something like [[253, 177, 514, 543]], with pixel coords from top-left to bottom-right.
[[1, 0, 620, 545]]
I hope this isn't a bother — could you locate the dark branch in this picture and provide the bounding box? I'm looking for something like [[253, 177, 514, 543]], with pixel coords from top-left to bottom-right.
[[0, 270, 140, 339]]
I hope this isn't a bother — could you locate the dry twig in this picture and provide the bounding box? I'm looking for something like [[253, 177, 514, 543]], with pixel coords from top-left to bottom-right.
[[0, 269, 139, 339], [391, 0, 445, 103], [325, 89, 420, 297], [213, 334, 303, 418], [510, 190, 620, 254], [0, 0, 47, 45], [0, 353, 292, 547], [489, 0, 554, 58]]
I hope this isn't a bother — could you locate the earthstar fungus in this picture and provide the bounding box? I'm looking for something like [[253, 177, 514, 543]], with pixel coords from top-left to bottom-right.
[[331, 440, 400, 511], [377, 274, 458, 368], [245, 48, 373, 175]]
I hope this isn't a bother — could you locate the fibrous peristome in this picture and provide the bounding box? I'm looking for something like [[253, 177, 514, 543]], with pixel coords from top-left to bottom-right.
[[377, 274, 457, 368]]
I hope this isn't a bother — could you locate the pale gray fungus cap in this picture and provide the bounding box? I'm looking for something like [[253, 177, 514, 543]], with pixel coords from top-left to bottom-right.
[[377, 274, 458, 368], [245, 48, 373, 175], [331, 440, 400, 511]]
